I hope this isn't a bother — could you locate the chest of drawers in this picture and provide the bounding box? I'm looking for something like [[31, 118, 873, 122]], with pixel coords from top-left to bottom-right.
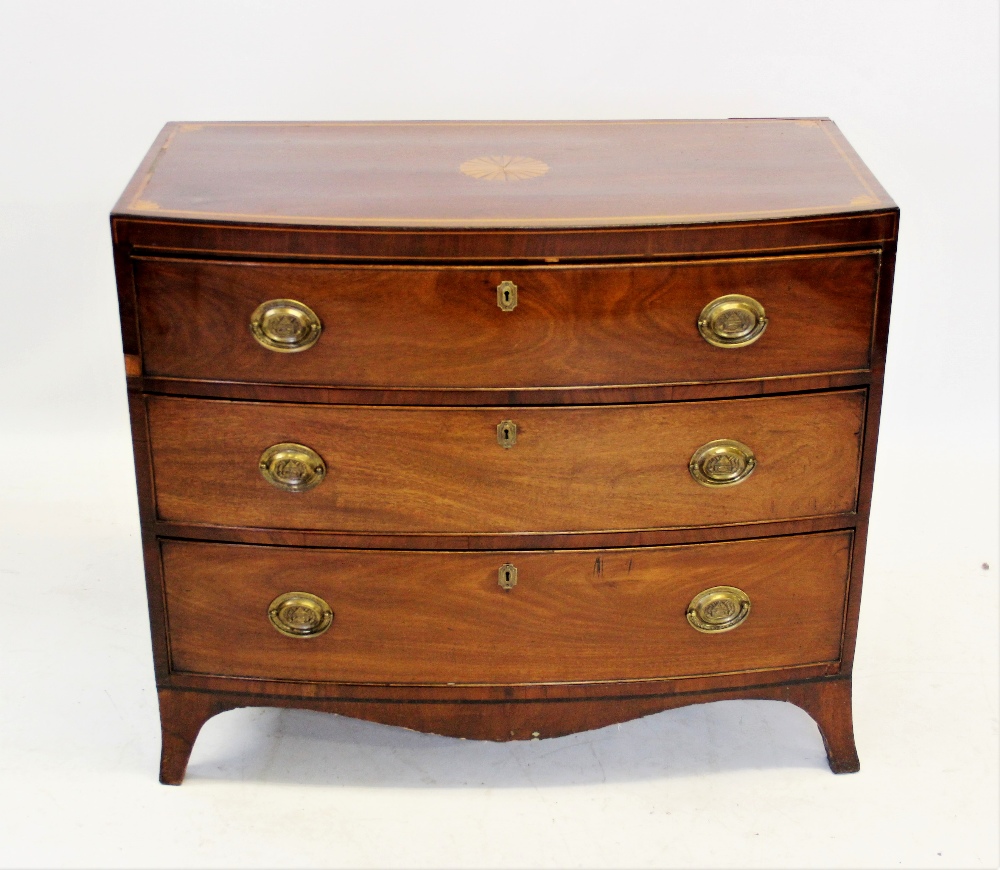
[[111, 119, 897, 784]]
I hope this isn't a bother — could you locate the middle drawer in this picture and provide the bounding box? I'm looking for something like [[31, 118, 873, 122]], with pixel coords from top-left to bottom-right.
[[148, 390, 865, 534]]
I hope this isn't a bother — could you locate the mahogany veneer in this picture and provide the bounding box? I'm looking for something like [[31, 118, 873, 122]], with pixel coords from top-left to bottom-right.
[[163, 532, 853, 685], [111, 119, 897, 784], [147, 391, 865, 534], [133, 251, 879, 390]]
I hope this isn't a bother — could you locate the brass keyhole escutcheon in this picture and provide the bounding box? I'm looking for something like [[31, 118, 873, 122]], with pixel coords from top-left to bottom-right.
[[498, 563, 518, 590], [686, 586, 751, 633], [689, 439, 756, 487], [497, 420, 517, 448], [259, 442, 326, 492], [268, 591, 334, 638], [497, 280, 518, 311], [697, 294, 767, 348], [250, 298, 323, 352]]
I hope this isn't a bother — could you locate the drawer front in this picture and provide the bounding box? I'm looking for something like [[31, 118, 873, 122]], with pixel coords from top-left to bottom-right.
[[148, 390, 865, 534], [134, 251, 879, 389], [162, 531, 852, 684]]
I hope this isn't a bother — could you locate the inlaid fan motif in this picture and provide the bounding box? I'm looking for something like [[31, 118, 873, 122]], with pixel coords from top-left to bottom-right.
[[459, 155, 549, 181]]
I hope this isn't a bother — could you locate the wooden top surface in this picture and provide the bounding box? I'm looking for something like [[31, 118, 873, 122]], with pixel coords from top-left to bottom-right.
[[114, 120, 894, 229]]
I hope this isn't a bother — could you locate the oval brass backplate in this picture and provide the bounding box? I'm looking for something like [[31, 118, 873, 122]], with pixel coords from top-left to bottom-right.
[[697, 294, 767, 348], [686, 586, 751, 633], [259, 442, 326, 492], [689, 439, 756, 487], [268, 591, 334, 638], [250, 298, 323, 352]]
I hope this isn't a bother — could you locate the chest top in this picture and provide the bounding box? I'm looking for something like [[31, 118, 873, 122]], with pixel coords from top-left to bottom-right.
[[113, 120, 896, 260]]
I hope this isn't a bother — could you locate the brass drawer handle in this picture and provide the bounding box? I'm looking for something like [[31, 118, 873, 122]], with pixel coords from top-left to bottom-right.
[[697, 294, 767, 348], [259, 442, 326, 492], [250, 298, 322, 352], [689, 439, 756, 487], [686, 586, 751, 633], [497, 280, 518, 311], [498, 563, 518, 590], [268, 591, 334, 638]]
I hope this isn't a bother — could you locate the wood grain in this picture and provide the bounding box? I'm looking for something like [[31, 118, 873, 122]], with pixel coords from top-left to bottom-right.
[[147, 390, 865, 534], [162, 531, 852, 685], [114, 120, 894, 228], [133, 251, 879, 390]]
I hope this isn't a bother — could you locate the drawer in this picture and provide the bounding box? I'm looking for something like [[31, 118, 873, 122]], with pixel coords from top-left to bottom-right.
[[162, 531, 853, 684], [148, 390, 865, 534], [134, 251, 879, 390]]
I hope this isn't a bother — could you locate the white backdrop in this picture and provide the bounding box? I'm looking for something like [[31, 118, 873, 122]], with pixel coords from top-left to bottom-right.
[[1, 2, 997, 868]]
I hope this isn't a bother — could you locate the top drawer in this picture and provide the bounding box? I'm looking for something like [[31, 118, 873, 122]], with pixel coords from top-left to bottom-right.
[[133, 250, 879, 391]]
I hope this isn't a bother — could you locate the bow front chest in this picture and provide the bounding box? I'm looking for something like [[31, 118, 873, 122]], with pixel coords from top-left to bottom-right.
[[111, 119, 897, 784]]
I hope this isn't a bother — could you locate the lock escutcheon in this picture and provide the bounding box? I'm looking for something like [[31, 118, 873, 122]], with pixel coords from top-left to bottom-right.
[[497, 280, 518, 311], [497, 420, 517, 448], [498, 563, 518, 590]]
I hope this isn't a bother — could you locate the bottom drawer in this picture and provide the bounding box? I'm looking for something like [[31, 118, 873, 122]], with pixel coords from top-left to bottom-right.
[[162, 531, 852, 685]]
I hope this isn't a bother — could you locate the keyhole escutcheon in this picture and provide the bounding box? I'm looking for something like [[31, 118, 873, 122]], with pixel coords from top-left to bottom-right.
[[497, 420, 518, 448], [498, 563, 518, 590], [497, 280, 518, 312]]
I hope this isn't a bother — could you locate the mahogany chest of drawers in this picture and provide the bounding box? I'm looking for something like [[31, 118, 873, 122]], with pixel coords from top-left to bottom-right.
[[111, 119, 897, 784]]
